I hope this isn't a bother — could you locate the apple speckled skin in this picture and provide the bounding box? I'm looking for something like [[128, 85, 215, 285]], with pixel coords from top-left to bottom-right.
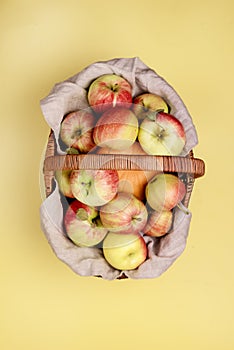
[[88, 74, 132, 114], [70, 169, 119, 207], [93, 107, 138, 151], [100, 192, 148, 234], [143, 210, 173, 237], [60, 110, 96, 153], [138, 111, 186, 156], [64, 200, 108, 247]]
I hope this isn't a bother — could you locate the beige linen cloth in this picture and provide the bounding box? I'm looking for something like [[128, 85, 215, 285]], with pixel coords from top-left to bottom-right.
[[40, 57, 198, 280]]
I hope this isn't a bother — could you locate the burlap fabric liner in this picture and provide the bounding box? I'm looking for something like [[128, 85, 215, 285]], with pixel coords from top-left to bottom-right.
[[40, 57, 198, 280]]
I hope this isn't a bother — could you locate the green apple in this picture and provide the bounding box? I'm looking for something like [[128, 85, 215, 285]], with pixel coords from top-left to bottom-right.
[[103, 232, 147, 271], [132, 93, 169, 120], [138, 111, 186, 156], [55, 170, 74, 198], [146, 173, 186, 211]]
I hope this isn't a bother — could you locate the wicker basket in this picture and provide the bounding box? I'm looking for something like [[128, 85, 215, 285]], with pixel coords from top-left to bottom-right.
[[39, 56, 207, 279]]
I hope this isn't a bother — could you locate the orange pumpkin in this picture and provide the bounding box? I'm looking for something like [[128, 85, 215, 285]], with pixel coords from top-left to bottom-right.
[[96, 142, 158, 201]]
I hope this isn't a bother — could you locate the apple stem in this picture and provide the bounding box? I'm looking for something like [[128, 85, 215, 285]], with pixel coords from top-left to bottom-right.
[[154, 109, 166, 132], [176, 202, 190, 215]]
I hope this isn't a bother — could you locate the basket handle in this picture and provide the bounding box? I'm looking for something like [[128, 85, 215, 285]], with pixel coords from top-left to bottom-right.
[[43, 153, 205, 178]]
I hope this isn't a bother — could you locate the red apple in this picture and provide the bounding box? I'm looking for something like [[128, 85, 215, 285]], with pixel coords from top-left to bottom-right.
[[132, 93, 169, 120], [87, 74, 132, 114], [146, 173, 186, 211], [64, 200, 108, 247], [138, 111, 186, 156], [143, 210, 173, 237], [93, 107, 138, 151], [100, 192, 148, 234], [70, 169, 119, 207], [103, 232, 147, 271], [60, 110, 96, 153], [96, 142, 157, 201]]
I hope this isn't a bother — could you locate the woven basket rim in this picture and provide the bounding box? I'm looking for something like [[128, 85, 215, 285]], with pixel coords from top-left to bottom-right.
[[42, 130, 205, 205], [43, 131, 205, 174]]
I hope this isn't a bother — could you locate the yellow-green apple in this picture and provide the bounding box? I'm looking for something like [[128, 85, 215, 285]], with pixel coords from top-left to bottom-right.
[[146, 173, 186, 211], [138, 111, 186, 156], [87, 74, 132, 114], [100, 192, 148, 234], [70, 169, 119, 207], [60, 110, 96, 153], [143, 210, 173, 237], [64, 200, 108, 247], [96, 142, 157, 201], [55, 170, 74, 198], [132, 93, 169, 120], [103, 232, 147, 270], [93, 107, 138, 151]]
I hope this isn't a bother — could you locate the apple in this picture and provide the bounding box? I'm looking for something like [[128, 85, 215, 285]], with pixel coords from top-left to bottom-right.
[[60, 110, 96, 153], [87, 74, 132, 114], [100, 192, 148, 234], [132, 93, 169, 120], [138, 111, 186, 156], [146, 173, 186, 211], [64, 200, 108, 247], [143, 210, 173, 237], [70, 169, 119, 207], [103, 232, 147, 270], [55, 170, 74, 198], [96, 142, 157, 201], [93, 107, 138, 151]]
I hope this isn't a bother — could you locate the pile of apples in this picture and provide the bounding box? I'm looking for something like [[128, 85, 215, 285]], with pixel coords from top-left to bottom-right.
[[55, 74, 187, 271]]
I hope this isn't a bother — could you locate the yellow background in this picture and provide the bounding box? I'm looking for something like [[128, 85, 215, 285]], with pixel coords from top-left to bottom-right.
[[1, 0, 233, 349]]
